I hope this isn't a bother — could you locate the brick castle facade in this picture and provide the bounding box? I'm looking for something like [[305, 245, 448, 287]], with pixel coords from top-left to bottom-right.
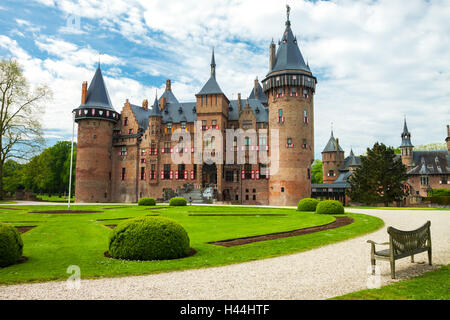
[[73, 9, 317, 205]]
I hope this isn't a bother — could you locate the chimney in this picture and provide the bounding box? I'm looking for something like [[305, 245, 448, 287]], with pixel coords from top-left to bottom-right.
[[160, 97, 167, 111], [269, 41, 276, 70], [166, 79, 171, 91], [447, 125, 450, 138], [237, 93, 242, 113], [81, 81, 88, 105], [254, 78, 259, 99], [142, 99, 148, 111]]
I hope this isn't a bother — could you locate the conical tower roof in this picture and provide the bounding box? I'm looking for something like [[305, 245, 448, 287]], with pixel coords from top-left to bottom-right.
[[197, 49, 224, 95], [267, 8, 310, 76], [400, 117, 414, 147], [150, 92, 162, 117], [80, 64, 115, 111], [322, 131, 344, 153]]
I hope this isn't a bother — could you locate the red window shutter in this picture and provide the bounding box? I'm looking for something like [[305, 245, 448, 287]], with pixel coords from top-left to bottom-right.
[[184, 170, 188, 180], [161, 148, 165, 154], [256, 170, 260, 180], [241, 170, 245, 180], [266, 168, 270, 180], [170, 170, 173, 180], [251, 170, 255, 180], [175, 170, 178, 180], [191, 147, 194, 153], [161, 170, 164, 180], [170, 148, 173, 153], [190, 170, 194, 180]]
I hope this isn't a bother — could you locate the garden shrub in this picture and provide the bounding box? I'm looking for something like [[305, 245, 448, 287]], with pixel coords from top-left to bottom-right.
[[297, 198, 319, 212], [428, 188, 450, 197], [109, 216, 190, 260], [424, 196, 450, 205], [316, 200, 345, 215], [138, 197, 156, 206], [0, 223, 23, 267], [169, 197, 187, 206]]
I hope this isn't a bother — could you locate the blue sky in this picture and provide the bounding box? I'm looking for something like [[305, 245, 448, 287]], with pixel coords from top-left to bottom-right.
[[0, 0, 449, 159]]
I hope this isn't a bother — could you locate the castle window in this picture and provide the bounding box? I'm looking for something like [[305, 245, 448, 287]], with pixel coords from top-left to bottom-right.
[[164, 142, 171, 153], [140, 158, 145, 164], [278, 109, 284, 123], [304, 110, 308, 124], [129, 128, 133, 134], [277, 88, 282, 98], [120, 146, 127, 156], [235, 195, 239, 201], [281, 187, 285, 193], [290, 87, 297, 97], [181, 121, 186, 130], [124, 117, 128, 126], [328, 170, 335, 177], [121, 168, 126, 181], [246, 195, 249, 200], [303, 89, 308, 98], [259, 137, 267, 147], [308, 168, 311, 180], [164, 164, 171, 180], [225, 171, 234, 182], [287, 138, 293, 148], [259, 164, 267, 179], [93, 135, 97, 139], [420, 176, 429, 186], [442, 176, 448, 184], [140, 167, 146, 180], [212, 120, 217, 129], [245, 164, 252, 180], [202, 120, 207, 131], [302, 139, 307, 149], [167, 122, 172, 129], [178, 164, 186, 180]]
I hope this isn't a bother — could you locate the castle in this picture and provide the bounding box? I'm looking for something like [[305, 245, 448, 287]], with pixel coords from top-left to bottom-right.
[[73, 8, 317, 206], [312, 121, 450, 205]]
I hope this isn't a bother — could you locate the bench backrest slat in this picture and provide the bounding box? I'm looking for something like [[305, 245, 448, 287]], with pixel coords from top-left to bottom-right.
[[387, 221, 431, 256]]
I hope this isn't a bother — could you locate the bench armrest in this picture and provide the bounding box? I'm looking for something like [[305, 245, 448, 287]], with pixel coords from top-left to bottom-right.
[[367, 240, 389, 246]]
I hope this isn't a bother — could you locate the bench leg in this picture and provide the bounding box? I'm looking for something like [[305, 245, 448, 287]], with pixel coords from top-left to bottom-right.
[[428, 249, 432, 266], [411, 255, 414, 263], [390, 260, 396, 279], [371, 259, 376, 275]]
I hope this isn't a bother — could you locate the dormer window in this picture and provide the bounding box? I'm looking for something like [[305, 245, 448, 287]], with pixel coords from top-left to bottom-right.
[[178, 107, 183, 114], [181, 121, 186, 130], [123, 117, 128, 126], [167, 122, 172, 129]]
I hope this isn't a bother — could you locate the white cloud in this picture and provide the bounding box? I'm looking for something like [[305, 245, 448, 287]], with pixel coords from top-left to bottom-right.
[[17, 0, 450, 157]]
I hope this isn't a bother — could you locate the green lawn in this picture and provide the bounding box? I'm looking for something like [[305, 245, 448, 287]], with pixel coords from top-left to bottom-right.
[[0, 200, 16, 204], [0, 205, 383, 285], [332, 265, 450, 300]]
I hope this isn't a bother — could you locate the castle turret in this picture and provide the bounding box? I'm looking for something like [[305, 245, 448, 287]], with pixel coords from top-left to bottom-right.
[[262, 6, 317, 205], [321, 130, 345, 183], [400, 118, 414, 167], [73, 64, 118, 202]]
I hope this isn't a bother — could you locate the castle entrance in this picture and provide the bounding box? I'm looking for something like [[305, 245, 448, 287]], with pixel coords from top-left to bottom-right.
[[202, 163, 217, 187]]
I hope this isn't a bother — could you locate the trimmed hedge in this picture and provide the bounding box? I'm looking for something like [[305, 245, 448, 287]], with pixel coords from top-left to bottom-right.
[[424, 196, 450, 205], [297, 198, 320, 212], [429, 188, 450, 197], [316, 200, 345, 215], [109, 216, 190, 261], [0, 223, 23, 267], [138, 197, 156, 206], [169, 197, 187, 206]]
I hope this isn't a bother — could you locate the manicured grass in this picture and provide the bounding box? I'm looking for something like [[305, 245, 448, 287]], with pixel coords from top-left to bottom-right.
[[0, 205, 383, 285], [0, 201, 16, 204], [331, 265, 450, 300], [36, 195, 75, 202]]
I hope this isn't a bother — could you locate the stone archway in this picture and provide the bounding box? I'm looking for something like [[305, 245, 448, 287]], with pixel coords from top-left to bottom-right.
[[202, 163, 217, 187]]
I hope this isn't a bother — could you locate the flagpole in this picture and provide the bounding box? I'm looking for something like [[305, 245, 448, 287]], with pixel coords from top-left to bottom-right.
[[68, 111, 75, 210]]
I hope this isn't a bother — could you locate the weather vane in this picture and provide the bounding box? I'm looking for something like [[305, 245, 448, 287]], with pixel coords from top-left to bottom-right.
[[286, 4, 291, 21]]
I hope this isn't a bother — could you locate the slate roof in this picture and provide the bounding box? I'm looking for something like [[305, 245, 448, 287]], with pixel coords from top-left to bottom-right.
[[407, 151, 450, 175], [341, 151, 361, 170], [197, 76, 224, 95], [77, 64, 115, 111], [249, 80, 268, 105], [267, 20, 310, 77], [160, 89, 179, 104], [322, 132, 344, 153], [228, 99, 268, 122]]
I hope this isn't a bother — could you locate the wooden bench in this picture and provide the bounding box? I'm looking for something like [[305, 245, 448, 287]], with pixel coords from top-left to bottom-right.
[[367, 221, 432, 279]]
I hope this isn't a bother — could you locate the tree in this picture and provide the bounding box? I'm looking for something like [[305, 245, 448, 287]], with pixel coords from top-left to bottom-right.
[[347, 142, 409, 206], [0, 59, 51, 199], [311, 159, 323, 184], [2, 159, 24, 193]]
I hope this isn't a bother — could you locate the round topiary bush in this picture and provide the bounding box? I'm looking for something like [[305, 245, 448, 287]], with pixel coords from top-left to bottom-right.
[[0, 222, 23, 267], [138, 197, 156, 206], [169, 197, 187, 206], [316, 200, 345, 215], [297, 198, 320, 212], [108, 216, 190, 260]]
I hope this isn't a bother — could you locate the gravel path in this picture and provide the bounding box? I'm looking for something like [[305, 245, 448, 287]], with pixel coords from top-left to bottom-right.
[[1, 208, 448, 300]]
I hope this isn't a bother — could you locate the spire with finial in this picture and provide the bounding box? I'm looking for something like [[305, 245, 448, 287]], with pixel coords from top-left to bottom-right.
[[286, 4, 291, 26], [210, 48, 216, 79], [400, 116, 413, 148]]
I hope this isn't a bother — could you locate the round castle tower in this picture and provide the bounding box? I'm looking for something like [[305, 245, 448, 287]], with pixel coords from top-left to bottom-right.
[[262, 7, 317, 206], [73, 65, 119, 203]]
